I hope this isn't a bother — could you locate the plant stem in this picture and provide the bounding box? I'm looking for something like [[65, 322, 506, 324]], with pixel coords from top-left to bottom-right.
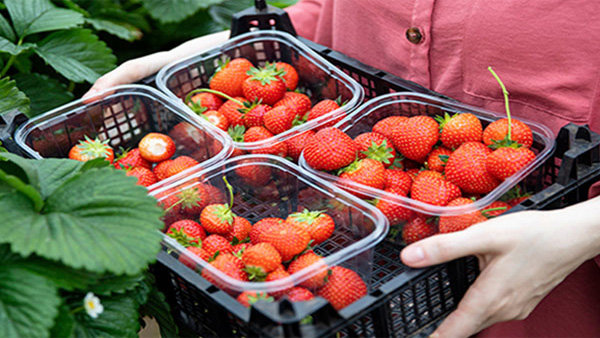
[[0, 37, 24, 77], [70, 306, 84, 314], [185, 88, 244, 107], [488, 66, 512, 140], [67, 81, 75, 93]]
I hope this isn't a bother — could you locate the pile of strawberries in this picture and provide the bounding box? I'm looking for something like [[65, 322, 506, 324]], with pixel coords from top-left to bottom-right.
[[158, 180, 367, 310], [302, 112, 536, 243], [184, 57, 344, 161]]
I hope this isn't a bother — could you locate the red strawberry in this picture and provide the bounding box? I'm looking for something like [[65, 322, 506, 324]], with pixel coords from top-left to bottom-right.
[[275, 62, 299, 90], [384, 169, 412, 194], [483, 118, 533, 148], [200, 203, 235, 234], [166, 156, 199, 178], [438, 198, 487, 233], [168, 122, 203, 150], [486, 146, 535, 180], [202, 253, 248, 289], [232, 242, 251, 256], [306, 99, 342, 130], [250, 218, 284, 244], [113, 148, 151, 170], [187, 92, 223, 113], [237, 291, 273, 308], [225, 216, 253, 243], [201, 110, 229, 131], [235, 159, 272, 187], [243, 103, 271, 128], [303, 128, 357, 171], [209, 58, 253, 97], [339, 158, 385, 190], [261, 222, 311, 262], [126, 167, 157, 187], [174, 185, 210, 217], [415, 170, 445, 181], [436, 113, 483, 150], [218, 97, 249, 127], [263, 106, 297, 135], [286, 287, 315, 302], [317, 266, 367, 310], [354, 132, 396, 167], [242, 63, 287, 105], [286, 209, 335, 245], [274, 92, 311, 119], [410, 176, 462, 206], [406, 168, 421, 182], [265, 267, 293, 299], [244, 126, 288, 157], [390, 115, 439, 161], [167, 220, 206, 246], [373, 189, 414, 225], [402, 216, 437, 244], [285, 130, 315, 162], [287, 251, 328, 289], [69, 136, 114, 162], [202, 235, 234, 257], [372, 116, 408, 140], [179, 246, 211, 269], [483, 200, 511, 218], [138, 133, 176, 163], [242, 242, 282, 279], [426, 147, 452, 173], [153, 160, 173, 181], [445, 142, 500, 194]]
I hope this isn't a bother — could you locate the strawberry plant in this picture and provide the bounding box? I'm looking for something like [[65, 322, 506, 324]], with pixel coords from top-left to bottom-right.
[[0, 152, 177, 337]]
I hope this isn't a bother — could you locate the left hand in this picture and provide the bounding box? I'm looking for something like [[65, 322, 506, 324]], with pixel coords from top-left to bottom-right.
[[400, 204, 600, 338]]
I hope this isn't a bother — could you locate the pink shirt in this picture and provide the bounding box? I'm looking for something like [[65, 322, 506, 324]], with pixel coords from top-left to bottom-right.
[[287, 1, 600, 336]]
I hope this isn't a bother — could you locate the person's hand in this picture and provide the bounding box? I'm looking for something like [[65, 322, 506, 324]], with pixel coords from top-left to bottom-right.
[[84, 30, 230, 97], [401, 199, 600, 338]]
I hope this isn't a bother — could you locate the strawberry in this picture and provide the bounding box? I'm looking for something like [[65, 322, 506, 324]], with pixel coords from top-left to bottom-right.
[[218, 97, 249, 127], [354, 132, 396, 167], [202, 253, 248, 289], [274, 92, 311, 119], [201, 110, 229, 131], [483, 200, 511, 218], [445, 142, 500, 194], [275, 62, 299, 90], [232, 243, 251, 256], [287, 251, 329, 289], [285, 130, 315, 162], [415, 170, 444, 181], [373, 189, 414, 225], [69, 136, 114, 162], [436, 113, 483, 149], [179, 246, 211, 269], [167, 220, 206, 246], [243, 103, 271, 128], [113, 148, 151, 170], [126, 167, 158, 187], [406, 168, 421, 182], [242, 242, 282, 279], [303, 127, 357, 171], [410, 176, 462, 206], [317, 266, 367, 310], [483, 118, 533, 148], [384, 169, 412, 194], [244, 126, 288, 157], [486, 146, 535, 180], [237, 291, 273, 308], [286, 287, 315, 302], [286, 209, 335, 245], [261, 222, 311, 262], [174, 185, 210, 217], [306, 99, 342, 130], [426, 147, 452, 173], [242, 63, 287, 105], [250, 217, 284, 244], [502, 185, 531, 206], [225, 216, 253, 243], [138, 133, 176, 163], [168, 122, 202, 150], [228, 125, 246, 144], [235, 159, 272, 187], [187, 92, 223, 113], [438, 198, 487, 233], [390, 115, 439, 161], [165, 156, 198, 178], [339, 158, 385, 190], [200, 177, 237, 234], [209, 58, 253, 98], [372, 116, 408, 140], [263, 106, 297, 135], [153, 160, 173, 181], [402, 216, 437, 244], [202, 234, 234, 257], [265, 267, 293, 299]]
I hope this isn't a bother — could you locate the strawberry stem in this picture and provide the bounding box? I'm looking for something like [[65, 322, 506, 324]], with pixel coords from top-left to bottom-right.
[[185, 88, 244, 107], [223, 176, 234, 212], [488, 66, 512, 141]]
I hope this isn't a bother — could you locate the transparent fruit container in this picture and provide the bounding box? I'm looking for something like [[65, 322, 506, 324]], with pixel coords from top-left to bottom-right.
[[156, 30, 364, 156], [14, 85, 232, 192], [151, 154, 388, 295], [299, 92, 555, 228]]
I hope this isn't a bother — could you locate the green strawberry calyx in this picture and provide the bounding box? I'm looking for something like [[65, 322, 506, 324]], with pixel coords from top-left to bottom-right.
[[247, 62, 286, 85], [228, 125, 246, 143], [184, 88, 245, 107], [434, 112, 454, 132], [176, 187, 205, 212], [167, 228, 197, 247], [481, 206, 508, 219], [362, 140, 394, 165], [289, 209, 325, 225], [246, 292, 274, 305], [243, 266, 268, 281], [211, 176, 236, 225], [77, 135, 112, 159], [337, 158, 362, 176]]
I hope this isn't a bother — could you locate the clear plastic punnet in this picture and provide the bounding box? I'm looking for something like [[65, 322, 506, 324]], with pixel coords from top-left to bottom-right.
[[156, 30, 364, 154], [299, 92, 556, 217], [14, 85, 232, 191], [151, 154, 388, 294]]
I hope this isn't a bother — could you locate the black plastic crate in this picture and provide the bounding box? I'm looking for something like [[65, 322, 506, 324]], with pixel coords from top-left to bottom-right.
[[150, 4, 600, 338]]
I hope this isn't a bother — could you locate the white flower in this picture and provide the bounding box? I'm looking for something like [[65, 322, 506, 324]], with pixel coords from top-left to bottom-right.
[[84, 292, 104, 319]]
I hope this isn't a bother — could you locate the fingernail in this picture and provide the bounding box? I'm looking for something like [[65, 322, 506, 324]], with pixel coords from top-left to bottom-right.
[[429, 333, 439, 338], [402, 246, 425, 264]]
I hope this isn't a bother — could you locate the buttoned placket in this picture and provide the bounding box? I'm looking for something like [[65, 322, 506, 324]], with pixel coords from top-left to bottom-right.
[[406, 0, 436, 89]]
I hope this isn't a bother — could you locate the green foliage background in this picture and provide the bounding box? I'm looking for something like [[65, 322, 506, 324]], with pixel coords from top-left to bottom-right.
[[0, 0, 298, 118]]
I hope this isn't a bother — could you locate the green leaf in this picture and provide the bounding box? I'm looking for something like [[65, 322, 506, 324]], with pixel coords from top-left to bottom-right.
[[13, 73, 74, 117], [85, 18, 141, 41], [90, 274, 145, 296], [5, 0, 84, 38], [0, 141, 6, 152], [0, 158, 163, 275], [35, 28, 116, 83], [50, 302, 76, 338], [0, 245, 61, 338], [70, 291, 140, 338], [0, 37, 34, 55], [0, 13, 16, 41], [141, 0, 224, 23], [0, 76, 31, 117], [0, 167, 43, 211]]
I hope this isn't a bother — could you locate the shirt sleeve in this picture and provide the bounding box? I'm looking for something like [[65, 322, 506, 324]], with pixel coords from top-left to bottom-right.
[[285, 0, 324, 41]]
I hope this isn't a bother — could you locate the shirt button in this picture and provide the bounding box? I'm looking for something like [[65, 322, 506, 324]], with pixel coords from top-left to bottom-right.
[[406, 27, 423, 44]]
